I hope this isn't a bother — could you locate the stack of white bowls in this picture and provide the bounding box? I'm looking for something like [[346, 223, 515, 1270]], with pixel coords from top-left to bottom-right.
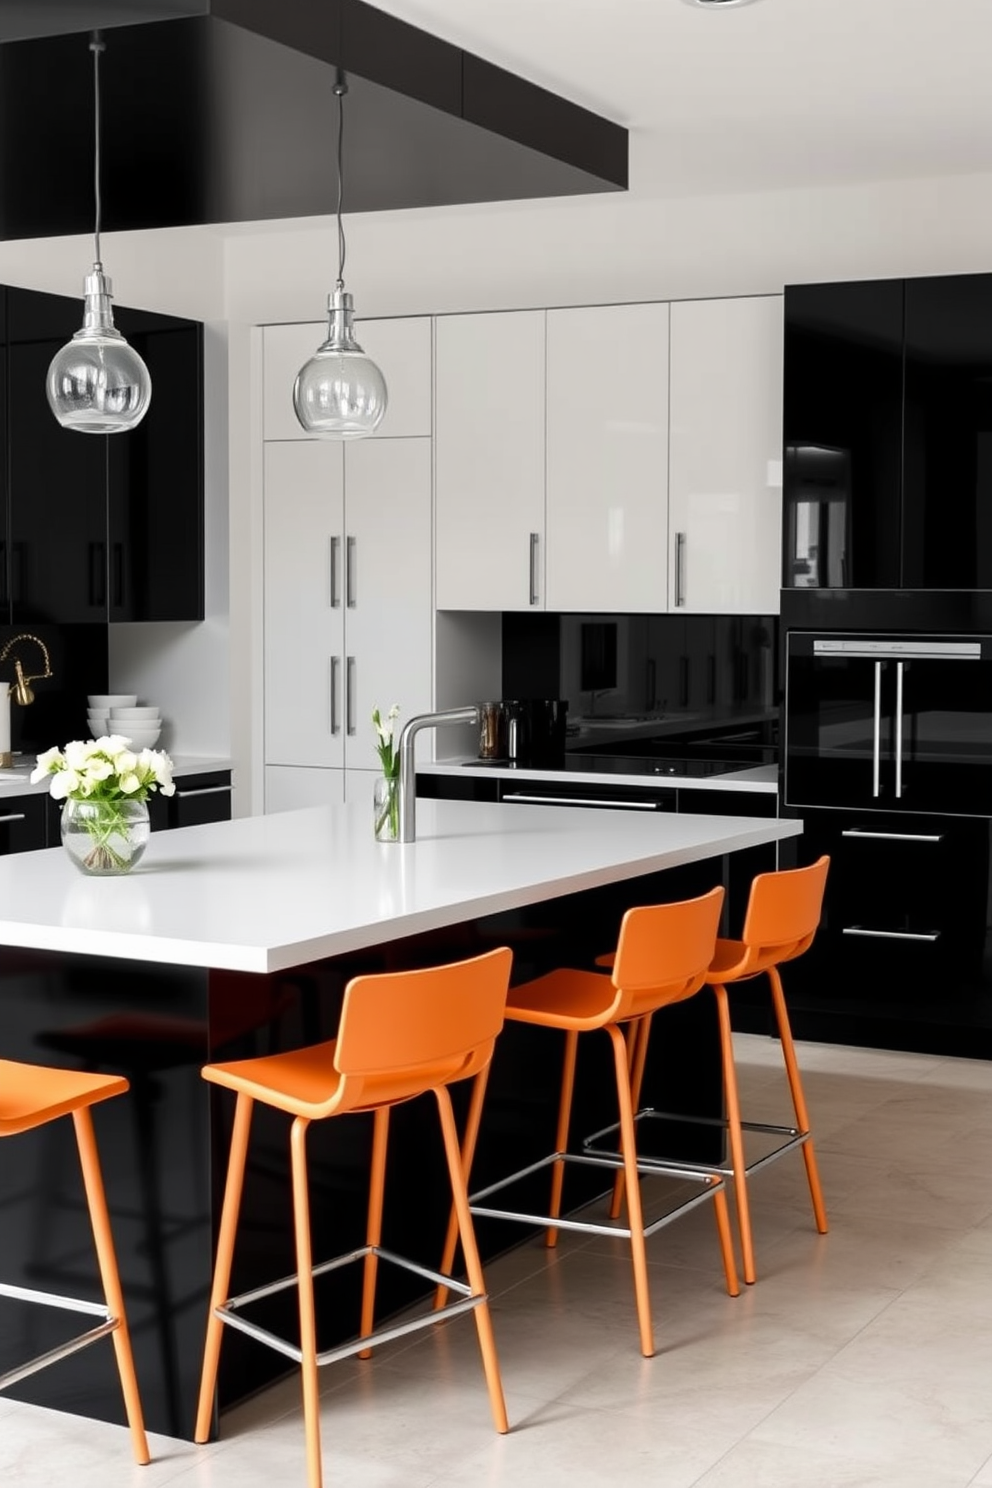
[[87, 695, 163, 750]]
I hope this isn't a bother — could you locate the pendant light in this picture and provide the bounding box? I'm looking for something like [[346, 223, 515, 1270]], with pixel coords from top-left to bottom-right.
[[293, 73, 387, 439], [46, 32, 152, 435]]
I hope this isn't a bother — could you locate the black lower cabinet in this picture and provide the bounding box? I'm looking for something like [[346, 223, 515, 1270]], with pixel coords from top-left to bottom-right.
[[781, 807, 992, 1056], [0, 793, 46, 853]]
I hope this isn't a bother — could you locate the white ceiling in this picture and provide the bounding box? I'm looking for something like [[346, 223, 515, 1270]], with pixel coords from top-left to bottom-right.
[[369, 0, 992, 200]]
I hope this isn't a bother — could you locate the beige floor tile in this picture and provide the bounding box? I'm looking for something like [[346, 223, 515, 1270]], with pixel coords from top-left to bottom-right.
[[693, 1435, 969, 1488]]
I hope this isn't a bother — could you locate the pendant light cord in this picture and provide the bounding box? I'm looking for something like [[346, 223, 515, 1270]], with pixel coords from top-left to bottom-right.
[[334, 73, 347, 290], [90, 32, 105, 268]]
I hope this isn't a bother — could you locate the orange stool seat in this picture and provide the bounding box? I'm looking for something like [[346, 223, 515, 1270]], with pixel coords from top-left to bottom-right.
[[439, 886, 737, 1361], [194, 946, 513, 1488], [0, 1058, 150, 1466]]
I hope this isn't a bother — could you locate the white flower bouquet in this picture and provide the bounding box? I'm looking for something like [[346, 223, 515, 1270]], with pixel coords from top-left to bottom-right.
[[32, 735, 176, 872], [371, 704, 400, 840]]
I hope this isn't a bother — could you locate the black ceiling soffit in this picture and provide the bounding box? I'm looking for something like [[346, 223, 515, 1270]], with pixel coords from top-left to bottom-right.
[[0, 0, 627, 240]]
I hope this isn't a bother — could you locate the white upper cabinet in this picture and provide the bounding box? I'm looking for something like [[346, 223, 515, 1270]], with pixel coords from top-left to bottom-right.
[[262, 316, 432, 441], [546, 303, 670, 613], [668, 296, 784, 615], [435, 311, 547, 610]]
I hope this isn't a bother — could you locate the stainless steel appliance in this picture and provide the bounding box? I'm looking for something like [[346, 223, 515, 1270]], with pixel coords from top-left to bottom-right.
[[784, 631, 992, 816]]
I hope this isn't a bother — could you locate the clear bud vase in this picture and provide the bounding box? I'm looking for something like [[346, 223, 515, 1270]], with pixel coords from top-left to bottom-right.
[[373, 773, 400, 842]]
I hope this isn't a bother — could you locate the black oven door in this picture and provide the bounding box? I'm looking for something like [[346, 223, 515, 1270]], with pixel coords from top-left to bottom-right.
[[785, 633, 992, 817]]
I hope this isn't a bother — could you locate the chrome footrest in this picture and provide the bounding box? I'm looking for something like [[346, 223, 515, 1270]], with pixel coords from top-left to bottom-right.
[[0, 1281, 116, 1391], [214, 1245, 485, 1369], [469, 1148, 728, 1242], [582, 1107, 811, 1179]]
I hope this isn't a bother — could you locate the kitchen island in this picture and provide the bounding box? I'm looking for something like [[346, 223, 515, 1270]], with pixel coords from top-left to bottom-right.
[[0, 799, 800, 1439]]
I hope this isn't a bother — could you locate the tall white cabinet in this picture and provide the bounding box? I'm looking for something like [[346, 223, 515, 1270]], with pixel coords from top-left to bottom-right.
[[262, 318, 433, 814], [668, 295, 783, 614]]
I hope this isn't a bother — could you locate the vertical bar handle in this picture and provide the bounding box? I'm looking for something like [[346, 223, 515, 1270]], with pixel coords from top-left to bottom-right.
[[346, 656, 356, 735], [529, 532, 540, 606], [675, 531, 686, 607], [330, 656, 341, 736], [872, 660, 882, 798], [895, 660, 904, 799], [346, 536, 357, 608], [330, 536, 341, 608]]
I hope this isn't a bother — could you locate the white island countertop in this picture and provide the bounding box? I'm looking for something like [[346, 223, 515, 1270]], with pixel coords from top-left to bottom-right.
[[0, 800, 801, 975]]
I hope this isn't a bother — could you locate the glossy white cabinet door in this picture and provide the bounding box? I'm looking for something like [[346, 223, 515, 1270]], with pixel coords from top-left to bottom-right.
[[546, 302, 669, 613], [435, 311, 546, 610], [262, 317, 432, 441], [263, 441, 345, 767], [342, 437, 434, 769], [264, 765, 344, 813], [668, 296, 784, 614]]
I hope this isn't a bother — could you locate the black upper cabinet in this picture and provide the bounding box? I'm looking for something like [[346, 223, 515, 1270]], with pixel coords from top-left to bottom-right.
[[784, 272, 992, 592], [783, 279, 904, 591], [902, 275, 992, 590], [0, 285, 204, 625]]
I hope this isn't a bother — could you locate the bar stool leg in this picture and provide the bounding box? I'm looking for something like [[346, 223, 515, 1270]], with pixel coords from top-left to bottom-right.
[[290, 1116, 324, 1488], [72, 1107, 150, 1467], [713, 982, 756, 1285], [606, 1024, 655, 1359], [547, 1030, 579, 1249], [435, 1067, 492, 1311], [768, 967, 828, 1234], [195, 1092, 254, 1444], [434, 1085, 509, 1435], [359, 1107, 389, 1357], [609, 1015, 651, 1220]]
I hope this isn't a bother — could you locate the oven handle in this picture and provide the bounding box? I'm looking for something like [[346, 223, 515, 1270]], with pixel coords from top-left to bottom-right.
[[894, 660, 904, 799], [501, 792, 665, 811], [872, 660, 882, 798], [842, 829, 944, 843]]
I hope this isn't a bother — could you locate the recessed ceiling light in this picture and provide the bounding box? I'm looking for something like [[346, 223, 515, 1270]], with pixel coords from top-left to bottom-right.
[[681, 0, 762, 8]]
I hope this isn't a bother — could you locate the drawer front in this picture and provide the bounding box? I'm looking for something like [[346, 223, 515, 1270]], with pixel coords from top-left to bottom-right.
[[148, 772, 233, 831], [0, 794, 48, 854]]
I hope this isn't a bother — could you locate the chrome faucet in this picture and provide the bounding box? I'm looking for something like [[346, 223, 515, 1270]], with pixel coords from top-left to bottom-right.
[[396, 705, 481, 842]]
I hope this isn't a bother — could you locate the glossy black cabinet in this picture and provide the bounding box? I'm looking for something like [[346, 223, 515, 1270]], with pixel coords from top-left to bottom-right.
[[0, 285, 203, 625], [0, 793, 46, 853], [147, 770, 232, 830], [780, 806, 992, 1056], [903, 275, 992, 589], [783, 279, 904, 590]]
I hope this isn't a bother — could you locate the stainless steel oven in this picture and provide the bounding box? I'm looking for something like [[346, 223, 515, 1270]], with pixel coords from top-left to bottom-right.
[[784, 631, 992, 817]]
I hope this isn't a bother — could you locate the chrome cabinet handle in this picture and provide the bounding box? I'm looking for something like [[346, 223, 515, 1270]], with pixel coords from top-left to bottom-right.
[[895, 660, 904, 799], [346, 656, 356, 735], [330, 536, 341, 608], [0, 812, 26, 824], [842, 829, 944, 843], [842, 926, 940, 942], [872, 660, 882, 798], [346, 536, 357, 608], [502, 793, 663, 810], [330, 656, 341, 735], [173, 785, 232, 799], [529, 532, 540, 606], [675, 531, 686, 607]]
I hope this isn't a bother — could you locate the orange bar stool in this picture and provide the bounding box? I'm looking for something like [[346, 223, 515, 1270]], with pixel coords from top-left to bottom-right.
[[440, 886, 737, 1361], [0, 1059, 150, 1466], [194, 945, 513, 1488], [703, 855, 831, 1285]]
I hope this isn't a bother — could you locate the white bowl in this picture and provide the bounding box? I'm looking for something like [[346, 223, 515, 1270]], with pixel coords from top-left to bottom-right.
[[88, 694, 137, 709], [86, 718, 110, 734], [119, 729, 162, 749], [110, 707, 161, 721]]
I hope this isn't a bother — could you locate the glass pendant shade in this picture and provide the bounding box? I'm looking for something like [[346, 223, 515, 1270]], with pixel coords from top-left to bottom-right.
[[47, 267, 152, 434], [293, 288, 387, 438]]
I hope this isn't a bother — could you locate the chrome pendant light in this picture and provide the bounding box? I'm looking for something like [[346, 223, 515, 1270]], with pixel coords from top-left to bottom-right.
[[46, 33, 152, 435], [293, 73, 387, 439]]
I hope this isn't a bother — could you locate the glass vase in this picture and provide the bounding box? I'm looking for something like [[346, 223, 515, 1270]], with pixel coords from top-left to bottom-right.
[[61, 797, 151, 876], [373, 774, 400, 842]]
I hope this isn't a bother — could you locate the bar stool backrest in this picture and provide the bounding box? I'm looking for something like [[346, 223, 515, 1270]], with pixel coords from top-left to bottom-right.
[[611, 885, 725, 1021], [332, 946, 513, 1110], [737, 855, 831, 975]]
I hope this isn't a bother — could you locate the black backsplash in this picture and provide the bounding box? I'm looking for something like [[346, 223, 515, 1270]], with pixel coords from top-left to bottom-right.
[[0, 624, 108, 757], [502, 612, 780, 762]]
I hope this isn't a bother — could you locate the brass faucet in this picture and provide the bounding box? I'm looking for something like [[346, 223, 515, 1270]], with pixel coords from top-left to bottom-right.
[[0, 633, 54, 706]]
